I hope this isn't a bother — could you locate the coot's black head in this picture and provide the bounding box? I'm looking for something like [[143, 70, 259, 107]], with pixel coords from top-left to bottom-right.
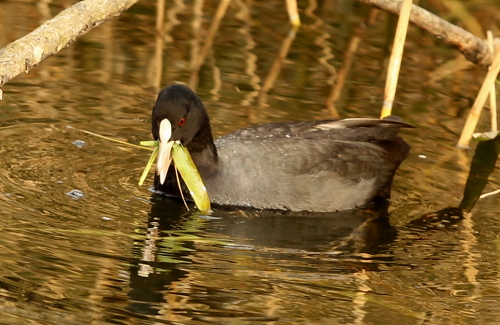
[[152, 84, 210, 147], [152, 84, 217, 184]]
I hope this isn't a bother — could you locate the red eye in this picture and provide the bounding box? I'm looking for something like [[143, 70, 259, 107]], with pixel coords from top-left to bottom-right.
[[178, 118, 186, 126]]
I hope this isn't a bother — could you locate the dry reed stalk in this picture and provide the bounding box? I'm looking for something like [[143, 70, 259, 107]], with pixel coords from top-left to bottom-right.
[[487, 30, 497, 133], [285, 0, 301, 26], [457, 49, 500, 148], [380, 0, 413, 118]]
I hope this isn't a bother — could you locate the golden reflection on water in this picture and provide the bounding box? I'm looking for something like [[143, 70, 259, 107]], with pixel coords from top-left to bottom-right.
[[1, 0, 500, 324]]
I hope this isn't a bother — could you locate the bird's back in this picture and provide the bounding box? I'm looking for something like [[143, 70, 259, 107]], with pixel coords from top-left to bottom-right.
[[202, 118, 410, 212]]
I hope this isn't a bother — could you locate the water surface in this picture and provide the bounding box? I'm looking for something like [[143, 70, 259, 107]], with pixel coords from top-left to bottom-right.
[[1, 0, 500, 324]]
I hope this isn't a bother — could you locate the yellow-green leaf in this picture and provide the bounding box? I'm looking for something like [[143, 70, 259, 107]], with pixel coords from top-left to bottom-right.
[[172, 143, 211, 213], [140, 140, 159, 147], [138, 146, 159, 186]]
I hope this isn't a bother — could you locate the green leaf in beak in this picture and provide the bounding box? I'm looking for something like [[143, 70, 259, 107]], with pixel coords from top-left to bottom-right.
[[138, 145, 159, 186], [140, 140, 159, 147], [172, 142, 211, 213]]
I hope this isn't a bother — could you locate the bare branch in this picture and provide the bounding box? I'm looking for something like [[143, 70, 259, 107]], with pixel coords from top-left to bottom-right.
[[356, 0, 493, 66], [0, 0, 138, 88]]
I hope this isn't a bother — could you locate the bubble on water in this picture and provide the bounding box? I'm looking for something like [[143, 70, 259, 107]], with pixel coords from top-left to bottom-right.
[[72, 140, 86, 148], [66, 189, 85, 200]]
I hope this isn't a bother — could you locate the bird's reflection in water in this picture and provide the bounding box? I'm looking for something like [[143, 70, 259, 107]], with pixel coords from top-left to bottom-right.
[[126, 195, 397, 316], [205, 200, 396, 254]]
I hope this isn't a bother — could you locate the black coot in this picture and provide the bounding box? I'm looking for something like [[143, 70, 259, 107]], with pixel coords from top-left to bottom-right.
[[151, 84, 413, 212]]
